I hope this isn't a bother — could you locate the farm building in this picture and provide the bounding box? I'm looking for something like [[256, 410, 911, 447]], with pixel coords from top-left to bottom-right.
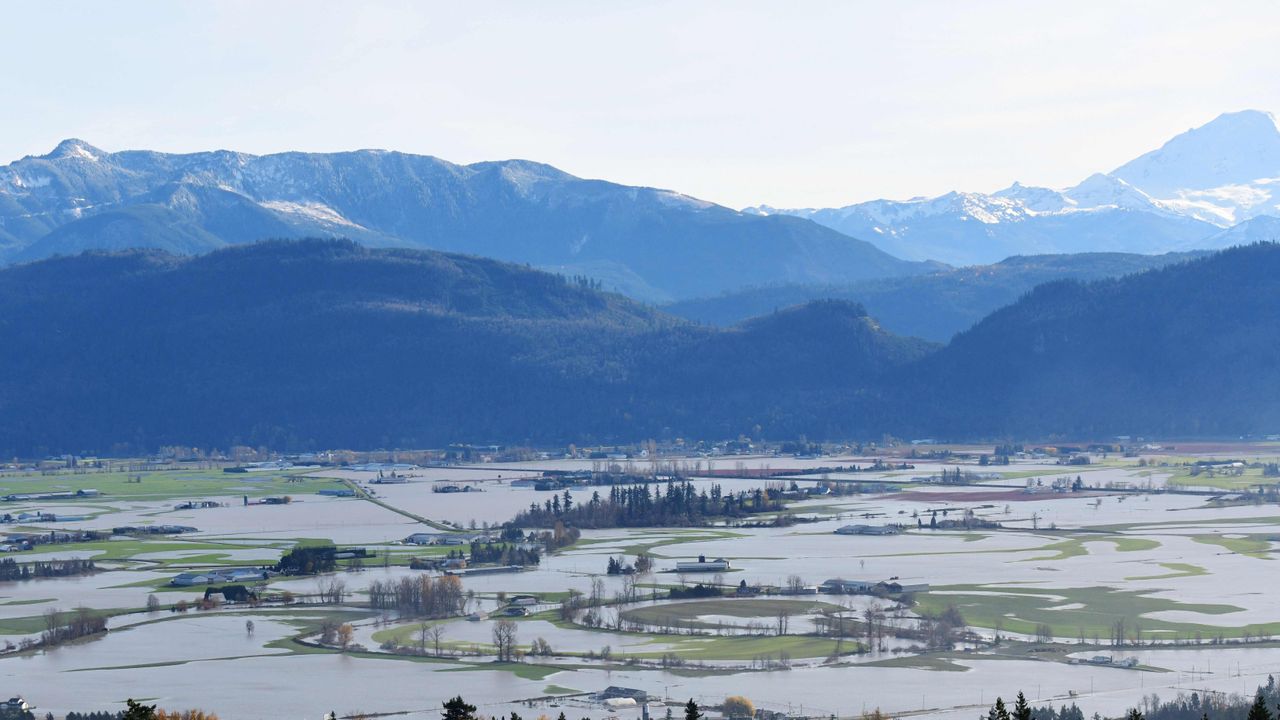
[[819, 578, 877, 594], [675, 556, 730, 572]]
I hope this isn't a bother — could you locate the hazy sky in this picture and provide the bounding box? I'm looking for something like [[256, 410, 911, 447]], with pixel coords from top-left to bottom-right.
[[5, 1, 1280, 208]]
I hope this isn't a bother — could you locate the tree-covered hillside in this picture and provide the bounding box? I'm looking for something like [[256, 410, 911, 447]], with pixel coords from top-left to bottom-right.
[[886, 243, 1280, 438], [666, 251, 1206, 342], [0, 239, 930, 455]]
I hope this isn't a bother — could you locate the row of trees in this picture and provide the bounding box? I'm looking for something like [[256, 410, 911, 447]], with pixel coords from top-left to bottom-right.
[[366, 574, 465, 617], [41, 606, 107, 647], [276, 545, 336, 575], [508, 482, 784, 529], [0, 557, 96, 581]]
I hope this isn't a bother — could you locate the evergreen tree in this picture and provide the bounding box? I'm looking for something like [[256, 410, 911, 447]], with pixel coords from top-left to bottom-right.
[[685, 699, 702, 720], [987, 697, 1009, 720], [1013, 692, 1032, 720], [442, 696, 477, 720], [1248, 693, 1275, 720], [1125, 710, 1144, 720], [121, 701, 156, 720]]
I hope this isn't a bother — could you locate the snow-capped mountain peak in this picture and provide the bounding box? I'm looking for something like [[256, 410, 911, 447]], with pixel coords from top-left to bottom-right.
[[1062, 173, 1159, 211], [46, 138, 105, 162], [1112, 109, 1280, 196]]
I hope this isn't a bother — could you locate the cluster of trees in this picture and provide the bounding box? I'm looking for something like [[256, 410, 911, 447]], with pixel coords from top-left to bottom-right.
[[366, 574, 465, 617], [41, 607, 107, 647], [1136, 676, 1280, 720], [508, 482, 784, 529], [605, 554, 652, 575], [276, 545, 336, 575], [983, 680, 1280, 720], [0, 557, 95, 581], [669, 583, 723, 599], [466, 541, 540, 566]]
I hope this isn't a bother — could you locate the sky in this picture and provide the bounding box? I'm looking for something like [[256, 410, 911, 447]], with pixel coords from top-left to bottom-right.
[[4, 1, 1280, 209]]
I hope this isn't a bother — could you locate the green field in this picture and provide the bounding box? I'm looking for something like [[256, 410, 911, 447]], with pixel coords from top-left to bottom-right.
[[621, 597, 843, 631], [916, 584, 1261, 640]]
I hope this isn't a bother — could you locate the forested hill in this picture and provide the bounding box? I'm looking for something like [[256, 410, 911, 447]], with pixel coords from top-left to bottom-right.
[[0, 239, 931, 455], [889, 242, 1280, 438], [4, 240, 1275, 454], [665, 250, 1207, 342]]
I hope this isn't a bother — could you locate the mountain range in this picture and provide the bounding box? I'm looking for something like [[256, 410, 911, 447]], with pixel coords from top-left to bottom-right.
[[1, 239, 1276, 455], [748, 110, 1280, 265], [0, 140, 931, 301]]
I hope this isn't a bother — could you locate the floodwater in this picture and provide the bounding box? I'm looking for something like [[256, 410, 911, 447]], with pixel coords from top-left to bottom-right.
[[6, 452, 1280, 718]]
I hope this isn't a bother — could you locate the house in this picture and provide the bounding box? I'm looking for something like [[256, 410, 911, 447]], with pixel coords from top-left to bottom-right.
[[675, 555, 730, 573], [819, 578, 876, 594], [509, 594, 539, 606], [500, 606, 529, 616], [0, 697, 29, 711], [835, 524, 902, 536]]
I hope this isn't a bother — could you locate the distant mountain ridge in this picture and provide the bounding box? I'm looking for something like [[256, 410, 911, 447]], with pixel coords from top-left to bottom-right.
[[665, 250, 1207, 341], [0, 141, 931, 300], [749, 110, 1280, 265], [885, 242, 1280, 438]]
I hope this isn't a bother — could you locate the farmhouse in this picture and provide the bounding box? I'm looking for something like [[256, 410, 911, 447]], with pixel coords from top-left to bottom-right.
[[675, 555, 730, 572]]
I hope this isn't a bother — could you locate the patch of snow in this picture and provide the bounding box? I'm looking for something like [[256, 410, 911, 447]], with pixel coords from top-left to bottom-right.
[[259, 200, 365, 229]]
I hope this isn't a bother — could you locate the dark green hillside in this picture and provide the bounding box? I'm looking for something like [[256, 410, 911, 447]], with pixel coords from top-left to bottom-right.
[[891, 243, 1280, 437], [0, 240, 925, 455], [667, 251, 1206, 341]]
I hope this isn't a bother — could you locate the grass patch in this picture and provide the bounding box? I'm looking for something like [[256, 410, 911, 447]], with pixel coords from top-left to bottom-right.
[[440, 661, 565, 680], [1124, 562, 1209, 581], [918, 584, 1254, 639], [621, 598, 842, 631], [1192, 534, 1272, 559]]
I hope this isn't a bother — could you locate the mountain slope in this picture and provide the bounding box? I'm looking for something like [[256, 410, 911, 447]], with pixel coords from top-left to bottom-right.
[[0, 239, 932, 455], [750, 110, 1280, 264], [665, 251, 1206, 341], [0, 142, 930, 300], [888, 243, 1280, 437]]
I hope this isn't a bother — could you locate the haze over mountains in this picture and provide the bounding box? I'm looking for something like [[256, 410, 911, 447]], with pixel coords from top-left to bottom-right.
[[0, 140, 929, 301], [1, 239, 1276, 456], [664, 250, 1206, 342], [748, 110, 1280, 265]]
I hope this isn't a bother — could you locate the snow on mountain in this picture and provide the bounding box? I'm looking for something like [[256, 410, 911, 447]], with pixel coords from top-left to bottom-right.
[[749, 110, 1280, 264], [1112, 110, 1280, 195], [0, 141, 930, 300]]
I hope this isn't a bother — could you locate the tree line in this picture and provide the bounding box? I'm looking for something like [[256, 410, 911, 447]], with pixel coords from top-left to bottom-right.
[[506, 482, 784, 529], [0, 557, 95, 581]]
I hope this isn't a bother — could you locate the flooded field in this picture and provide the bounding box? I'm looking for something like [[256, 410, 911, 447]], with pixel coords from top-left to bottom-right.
[[3, 449, 1280, 718]]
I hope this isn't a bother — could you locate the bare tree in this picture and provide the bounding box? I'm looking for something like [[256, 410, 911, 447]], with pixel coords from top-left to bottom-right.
[[492, 619, 518, 662], [786, 575, 806, 595], [429, 623, 446, 655]]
